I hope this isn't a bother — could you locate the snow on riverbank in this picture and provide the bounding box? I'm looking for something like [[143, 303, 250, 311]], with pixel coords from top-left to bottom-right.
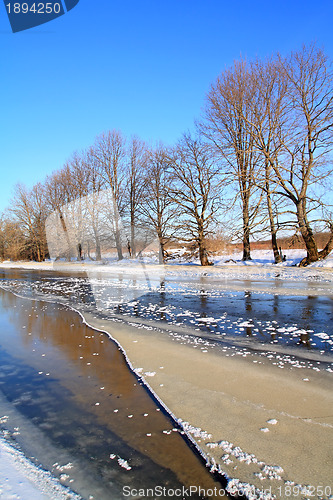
[[0, 435, 80, 500], [1, 248, 332, 273]]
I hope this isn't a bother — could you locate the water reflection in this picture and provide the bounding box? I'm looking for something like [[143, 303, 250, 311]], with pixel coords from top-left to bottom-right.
[[0, 289, 226, 499], [0, 268, 332, 354]]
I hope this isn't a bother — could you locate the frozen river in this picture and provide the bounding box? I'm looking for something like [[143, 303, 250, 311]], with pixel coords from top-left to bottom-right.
[[1, 267, 332, 356], [0, 285, 225, 499], [0, 265, 332, 499]]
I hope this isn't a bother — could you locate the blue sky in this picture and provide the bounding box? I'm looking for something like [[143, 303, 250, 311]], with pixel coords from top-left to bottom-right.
[[1, 0, 333, 213]]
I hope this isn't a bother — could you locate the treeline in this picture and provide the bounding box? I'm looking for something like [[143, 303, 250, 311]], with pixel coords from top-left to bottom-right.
[[1, 43, 332, 266]]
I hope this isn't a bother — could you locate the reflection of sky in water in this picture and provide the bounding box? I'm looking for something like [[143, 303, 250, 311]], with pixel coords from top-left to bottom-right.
[[0, 269, 332, 354], [0, 290, 220, 499]]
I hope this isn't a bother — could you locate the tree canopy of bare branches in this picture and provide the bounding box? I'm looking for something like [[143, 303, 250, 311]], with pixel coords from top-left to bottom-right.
[[168, 133, 223, 265]]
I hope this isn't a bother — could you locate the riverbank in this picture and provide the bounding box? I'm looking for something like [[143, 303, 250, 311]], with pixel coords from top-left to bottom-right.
[[0, 435, 80, 500], [81, 310, 333, 499]]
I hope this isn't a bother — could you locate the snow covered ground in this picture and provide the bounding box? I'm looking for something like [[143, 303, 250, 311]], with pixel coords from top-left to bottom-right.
[[0, 435, 80, 500], [1, 248, 333, 270], [171, 248, 333, 269]]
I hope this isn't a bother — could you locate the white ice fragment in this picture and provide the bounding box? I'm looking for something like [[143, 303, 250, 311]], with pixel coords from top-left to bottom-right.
[[314, 332, 329, 340], [260, 427, 270, 433], [266, 419, 278, 425], [117, 458, 132, 470], [55, 462, 73, 472], [59, 474, 69, 482]]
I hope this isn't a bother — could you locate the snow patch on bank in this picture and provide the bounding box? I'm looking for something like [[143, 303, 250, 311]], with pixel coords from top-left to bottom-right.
[[0, 436, 81, 500]]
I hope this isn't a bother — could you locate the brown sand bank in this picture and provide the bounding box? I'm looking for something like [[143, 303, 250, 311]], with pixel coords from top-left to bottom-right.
[[84, 312, 333, 499]]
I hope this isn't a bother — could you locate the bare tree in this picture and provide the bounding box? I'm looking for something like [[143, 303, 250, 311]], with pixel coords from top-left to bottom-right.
[[9, 183, 48, 261], [139, 145, 176, 263], [168, 133, 223, 266], [45, 169, 76, 260], [124, 136, 147, 257], [239, 57, 291, 263], [0, 216, 4, 260], [83, 148, 107, 260], [92, 130, 127, 260], [201, 60, 262, 260], [0, 216, 27, 261], [272, 44, 333, 265]]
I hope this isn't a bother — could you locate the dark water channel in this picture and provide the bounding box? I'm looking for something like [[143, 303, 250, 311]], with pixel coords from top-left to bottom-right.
[[1, 268, 332, 354], [0, 287, 227, 499]]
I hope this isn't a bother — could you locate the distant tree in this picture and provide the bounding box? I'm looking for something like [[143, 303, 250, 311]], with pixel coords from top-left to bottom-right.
[[0, 216, 27, 261], [168, 133, 223, 266], [92, 130, 127, 260], [139, 145, 177, 263], [0, 216, 4, 260], [83, 148, 107, 260], [124, 136, 147, 257], [9, 183, 48, 261], [44, 170, 76, 260]]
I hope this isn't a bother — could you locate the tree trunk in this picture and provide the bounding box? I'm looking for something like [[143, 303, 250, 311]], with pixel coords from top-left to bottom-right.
[[199, 244, 211, 266], [265, 161, 282, 263], [158, 238, 166, 264], [58, 209, 72, 261], [111, 195, 123, 261], [130, 214, 136, 257], [296, 200, 319, 266], [318, 223, 333, 260], [94, 232, 102, 261], [242, 221, 251, 260], [198, 225, 211, 266], [242, 194, 251, 261], [266, 193, 282, 264], [114, 229, 123, 260]]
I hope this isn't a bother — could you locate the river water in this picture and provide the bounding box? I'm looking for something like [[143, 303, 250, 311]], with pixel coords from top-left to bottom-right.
[[0, 281, 228, 499], [1, 267, 332, 354], [0, 266, 332, 499]]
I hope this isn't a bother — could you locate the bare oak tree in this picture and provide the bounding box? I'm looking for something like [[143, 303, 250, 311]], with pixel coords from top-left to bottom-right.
[[168, 133, 222, 266], [9, 183, 48, 261], [139, 145, 176, 263], [125, 136, 147, 257], [201, 60, 262, 260], [92, 130, 127, 260], [273, 45, 333, 265]]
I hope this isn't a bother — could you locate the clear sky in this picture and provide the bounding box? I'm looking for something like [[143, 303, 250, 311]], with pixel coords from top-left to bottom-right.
[[1, 0, 333, 214]]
